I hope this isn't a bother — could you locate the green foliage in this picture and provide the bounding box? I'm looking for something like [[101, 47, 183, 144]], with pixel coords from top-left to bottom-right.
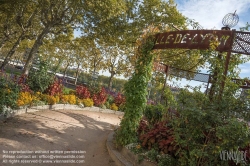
[[62, 87, 71, 95], [240, 22, 250, 31], [27, 61, 54, 93], [115, 30, 156, 146], [172, 88, 250, 166], [144, 104, 166, 125], [161, 87, 177, 108], [157, 154, 178, 166], [0, 76, 20, 115], [115, 21, 250, 165]]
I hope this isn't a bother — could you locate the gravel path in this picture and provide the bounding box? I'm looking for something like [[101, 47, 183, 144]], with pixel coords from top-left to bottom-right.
[[0, 110, 122, 166]]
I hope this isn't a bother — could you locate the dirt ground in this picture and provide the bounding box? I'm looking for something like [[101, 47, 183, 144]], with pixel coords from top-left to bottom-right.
[[0, 110, 123, 166]]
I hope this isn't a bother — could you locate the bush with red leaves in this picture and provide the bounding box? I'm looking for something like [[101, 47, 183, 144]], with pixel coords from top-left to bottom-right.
[[14, 74, 32, 92], [236, 144, 250, 165], [76, 85, 91, 99], [114, 93, 126, 107], [138, 120, 178, 155], [92, 87, 107, 106], [46, 79, 63, 96]]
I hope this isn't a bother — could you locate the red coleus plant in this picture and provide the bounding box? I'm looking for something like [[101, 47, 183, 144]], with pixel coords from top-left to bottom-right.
[[92, 87, 107, 106], [76, 85, 91, 99], [14, 74, 32, 92], [236, 144, 250, 165], [114, 93, 126, 107], [138, 120, 178, 155], [46, 79, 63, 96]]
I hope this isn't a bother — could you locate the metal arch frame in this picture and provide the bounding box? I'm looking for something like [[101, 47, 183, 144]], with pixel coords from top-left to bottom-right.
[[151, 30, 250, 97]]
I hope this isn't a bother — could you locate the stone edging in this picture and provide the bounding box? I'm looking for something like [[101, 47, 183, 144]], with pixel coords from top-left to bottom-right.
[[0, 104, 124, 121]]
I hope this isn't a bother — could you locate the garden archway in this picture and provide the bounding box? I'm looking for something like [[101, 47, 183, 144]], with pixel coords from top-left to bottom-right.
[[116, 27, 250, 146]]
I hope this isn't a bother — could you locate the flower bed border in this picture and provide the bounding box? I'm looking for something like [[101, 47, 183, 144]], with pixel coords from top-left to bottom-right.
[[0, 104, 124, 121]]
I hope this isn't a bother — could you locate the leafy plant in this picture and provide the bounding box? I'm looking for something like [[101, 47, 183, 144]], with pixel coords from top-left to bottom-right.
[[144, 104, 166, 125], [0, 76, 20, 114], [46, 79, 63, 96], [110, 103, 118, 111], [61, 95, 76, 104], [62, 87, 71, 95], [14, 74, 32, 92], [115, 27, 157, 146], [40, 94, 57, 105], [138, 121, 178, 155], [17, 92, 33, 106], [92, 87, 107, 106], [76, 85, 90, 99], [172, 88, 250, 166], [114, 93, 126, 107], [27, 61, 54, 93], [82, 98, 94, 107]]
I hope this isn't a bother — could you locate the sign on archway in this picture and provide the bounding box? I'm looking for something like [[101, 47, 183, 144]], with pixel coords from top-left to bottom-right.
[[152, 30, 250, 55]]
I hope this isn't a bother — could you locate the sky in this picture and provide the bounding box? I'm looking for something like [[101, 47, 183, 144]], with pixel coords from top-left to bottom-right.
[[169, 0, 250, 90]]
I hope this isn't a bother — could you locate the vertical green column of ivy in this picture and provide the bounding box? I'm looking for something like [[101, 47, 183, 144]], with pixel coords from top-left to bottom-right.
[[116, 35, 156, 146]]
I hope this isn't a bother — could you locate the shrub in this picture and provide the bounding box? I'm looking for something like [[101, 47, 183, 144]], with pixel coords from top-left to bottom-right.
[[40, 94, 57, 105], [105, 102, 110, 109], [107, 94, 114, 104], [144, 104, 166, 125], [46, 79, 63, 96], [138, 121, 177, 155], [69, 89, 76, 95], [171, 88, 250, 166], [17, 92, 33, 106], [118, 103, 126, 112], [76, 85, 90, 99], [14, 74, 32, 92], [82, 98, 94, 107], [92, 87, 107, 106], [61, 95, 76, 104], [27, 61, 53, 93], [114, 93, 126, 107], [46, 95, 57, 105], [110, 103, 118, 111], [63, 87, 71, 95], [0, 76, 20, 113], [67, 95, 76, 104]]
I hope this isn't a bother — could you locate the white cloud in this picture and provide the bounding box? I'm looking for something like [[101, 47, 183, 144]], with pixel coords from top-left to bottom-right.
[[173, 0, 250, 87], [176, 0, 250, 30]]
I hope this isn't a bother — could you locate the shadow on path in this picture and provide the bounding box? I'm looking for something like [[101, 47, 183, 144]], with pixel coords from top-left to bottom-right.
[[0, 109, 122, 166]]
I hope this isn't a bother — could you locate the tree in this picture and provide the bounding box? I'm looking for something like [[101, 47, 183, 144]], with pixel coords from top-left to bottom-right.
[[240, 22, 250, 32], [0, 0, 38, 69], [70, 37, 89, 84], [86, 40, 104, 76], [38, 28, 74, 72], [22, 0, 85, 75], [103, 44, 131, 89], [0, 1, 18, 50]]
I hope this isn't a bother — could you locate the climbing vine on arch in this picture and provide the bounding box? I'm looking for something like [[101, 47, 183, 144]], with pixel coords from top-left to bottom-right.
[[115, 26, 161, 146]]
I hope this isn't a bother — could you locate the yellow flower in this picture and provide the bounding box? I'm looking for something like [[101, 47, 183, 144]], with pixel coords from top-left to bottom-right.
[[82, 98, 94, 107], [61, 95, 77, 104], [17, 92, 33, 106], [111, 103, 118, 111]]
